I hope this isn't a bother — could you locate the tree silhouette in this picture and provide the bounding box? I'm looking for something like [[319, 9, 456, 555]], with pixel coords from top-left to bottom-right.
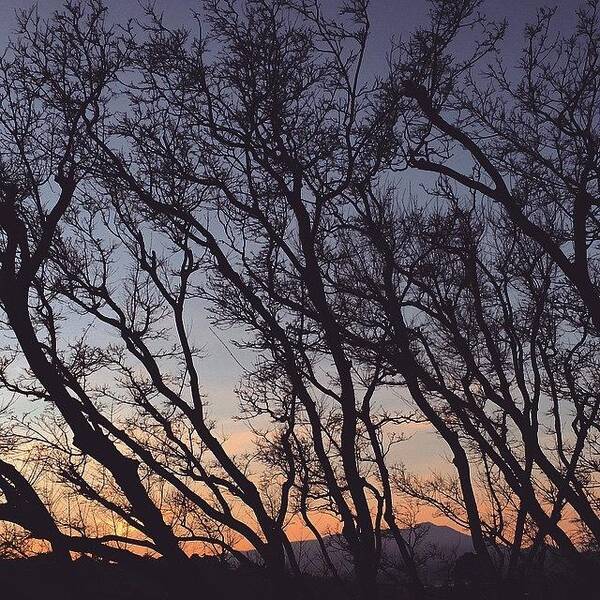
[[0, 1, 599, 599]]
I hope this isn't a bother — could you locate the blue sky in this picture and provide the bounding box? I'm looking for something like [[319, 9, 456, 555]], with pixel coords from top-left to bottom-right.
[[0, 0, 583, 471]]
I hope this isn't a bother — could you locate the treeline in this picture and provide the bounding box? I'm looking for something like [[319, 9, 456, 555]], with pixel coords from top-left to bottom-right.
[[0, 1, 599, 599]]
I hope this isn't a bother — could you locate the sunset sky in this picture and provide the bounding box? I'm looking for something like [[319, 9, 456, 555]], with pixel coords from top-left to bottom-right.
[[0, 0, 581, 481]]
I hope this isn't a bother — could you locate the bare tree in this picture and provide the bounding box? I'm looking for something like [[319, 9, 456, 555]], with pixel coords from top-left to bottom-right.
[[376, 0, 600, 568], [78, 1, 429, 597], [0, 0, 196, 569], [0, 2, 598, 599]]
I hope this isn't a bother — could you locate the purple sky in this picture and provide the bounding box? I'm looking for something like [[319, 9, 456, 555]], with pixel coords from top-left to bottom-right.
[[0, 0, 578, 63]]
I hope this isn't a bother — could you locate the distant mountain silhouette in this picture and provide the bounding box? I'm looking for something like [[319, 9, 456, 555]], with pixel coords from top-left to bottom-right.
[[0, 531, 592, 600], [250, 522, 473, 583]]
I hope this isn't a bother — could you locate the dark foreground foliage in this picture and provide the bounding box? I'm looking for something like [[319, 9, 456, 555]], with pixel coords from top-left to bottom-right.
[[0, 554, 595, 600]]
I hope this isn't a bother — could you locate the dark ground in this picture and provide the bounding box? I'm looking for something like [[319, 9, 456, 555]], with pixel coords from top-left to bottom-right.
[[0, 554, 594, 600]]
